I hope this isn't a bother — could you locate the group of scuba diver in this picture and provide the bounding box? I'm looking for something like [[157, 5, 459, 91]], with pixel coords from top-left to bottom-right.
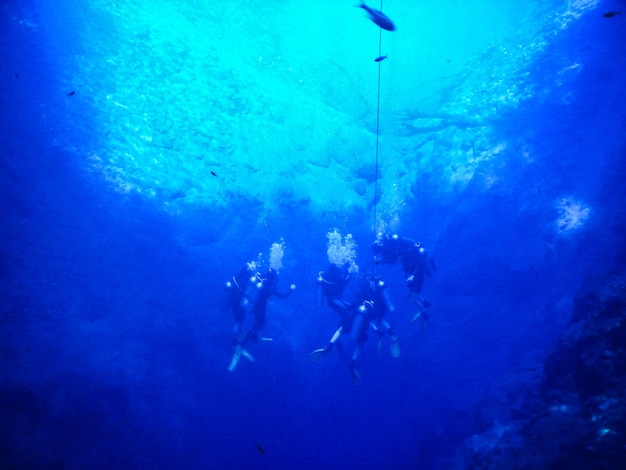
[[223, 233, 436, 385]]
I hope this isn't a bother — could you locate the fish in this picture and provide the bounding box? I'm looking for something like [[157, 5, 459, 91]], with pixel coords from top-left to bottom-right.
[[359, 3, 396, 31], [211, 171, 218, 177], [374, 55, 387, 62], [256, 442, 266, 454], [603, 11, 621, 18], [67, 90, 75, 96]]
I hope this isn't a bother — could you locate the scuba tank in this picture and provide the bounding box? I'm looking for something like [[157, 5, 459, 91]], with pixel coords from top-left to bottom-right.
[[224, 273, 245, 314], [423, 248, 436, 277], [375, 279, 395, 314], [351, 301, 373, 340], [241, 273, 263, 314]]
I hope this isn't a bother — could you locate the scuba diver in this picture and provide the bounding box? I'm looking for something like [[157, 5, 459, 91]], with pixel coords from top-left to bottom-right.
[[223, 264, 255, 345], [309, 274, 399, 386], [225, 265, 296, 371], [317, 228, 358, 317], [372, 233, 436, 328], [241, 268, 295, 344], [366, 275, 401, 358], [316, 262, 352, 316]]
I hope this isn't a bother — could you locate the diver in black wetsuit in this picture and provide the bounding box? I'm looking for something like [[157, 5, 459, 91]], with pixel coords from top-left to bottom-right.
[[223, 265, 255, 345], [309, 274, 400, 386], [226, 267, 295, 371], [316, 262, 352, 316], [241, 268, 295, 343], [372, 234, 436, 327], [365, 275, 400, 357]]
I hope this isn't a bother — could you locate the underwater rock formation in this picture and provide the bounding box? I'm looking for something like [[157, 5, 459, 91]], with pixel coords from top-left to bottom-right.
[[454, 270, 626, 469], [536, 270, 626, 469]]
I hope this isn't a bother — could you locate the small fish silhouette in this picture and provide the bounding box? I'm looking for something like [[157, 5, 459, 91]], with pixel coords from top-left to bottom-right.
[[603, 11, 621, 18], [67, 90, 75, 96], [211, 171, 218, 177], [374, 55, 387, 62], [359, 3, 396, 31], [256, 442, 266, 454]]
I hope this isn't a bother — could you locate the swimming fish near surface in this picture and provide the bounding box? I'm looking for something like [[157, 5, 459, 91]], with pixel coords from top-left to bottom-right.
[[374, 55, 387, 62], [359, 3, 396, 31], [603, 11, 621, 18]]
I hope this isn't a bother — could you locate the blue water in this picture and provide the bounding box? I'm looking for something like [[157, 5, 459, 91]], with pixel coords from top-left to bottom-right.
[[2, 0, 625, 468]]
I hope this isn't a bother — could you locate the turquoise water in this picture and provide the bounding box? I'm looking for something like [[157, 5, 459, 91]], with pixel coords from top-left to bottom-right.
[[38, 0, 552, 212]]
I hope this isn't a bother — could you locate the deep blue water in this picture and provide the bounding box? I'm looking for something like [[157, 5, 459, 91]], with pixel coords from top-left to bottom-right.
[[2, 1, 626, 469]]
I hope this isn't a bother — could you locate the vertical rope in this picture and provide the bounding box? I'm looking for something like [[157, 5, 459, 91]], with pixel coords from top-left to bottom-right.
[[373, 1, 384, 235]]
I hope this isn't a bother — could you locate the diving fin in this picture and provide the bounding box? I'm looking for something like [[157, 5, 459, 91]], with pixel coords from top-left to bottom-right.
[[412, 297, 432, 324], [309, 346, 330, 362], [228, 345, 255, 371], [240, 347, 255, 362], [411, 310, 422, 323], [228, 347, 242, 371]]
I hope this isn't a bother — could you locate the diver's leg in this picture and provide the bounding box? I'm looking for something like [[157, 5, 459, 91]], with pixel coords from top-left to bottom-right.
[[410, 292, 431, 328], [309, 326, 343, 362], [369, 321, 385, 354], [349, 344, 363, 386], [329, 326, 342, 345], [381, 319, 400, 357], [232, 321, 244, 345]]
